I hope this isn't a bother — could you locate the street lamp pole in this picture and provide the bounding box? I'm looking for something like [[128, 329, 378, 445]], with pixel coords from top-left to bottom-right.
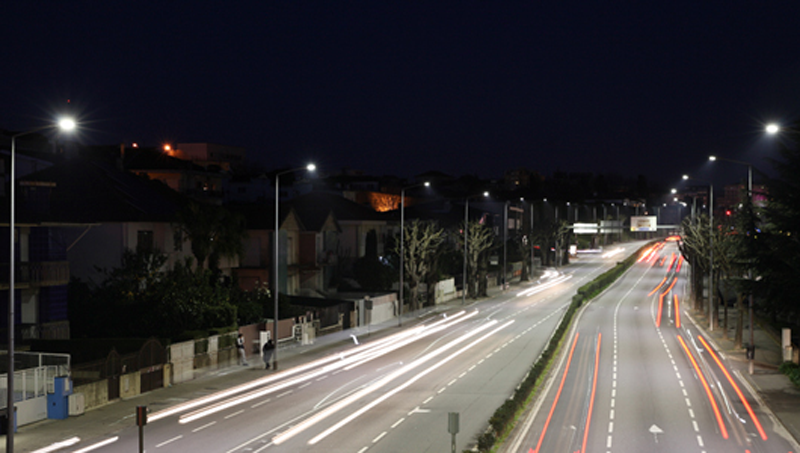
[[399, 182, 429, 327], [273, 164, 315, 370], [554, 204, 559, 267], [462, 192, 488, 305], [503, 201, 508, 290], [710, 154, 755, 373], [530, 200, 534, 278], [6, 119, 75, 452], [684, 175, 714, 331], [463, 198, 468, 305]]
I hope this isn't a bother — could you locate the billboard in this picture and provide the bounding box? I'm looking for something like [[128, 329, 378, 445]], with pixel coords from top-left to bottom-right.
[[573, 223, 598, 234], [630, 216, 657, 232]]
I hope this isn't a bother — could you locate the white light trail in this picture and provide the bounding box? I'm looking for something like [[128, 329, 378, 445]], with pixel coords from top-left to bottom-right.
[[601, 247, 624, 258], [178, 311, 480, 424], [69, 437, 119, 453], [273, 318, 507, 445], [516, 274, 573, 297], [307, 320, 515, 444], [152, 313, 467, 422], [30, 437, 80, 453]]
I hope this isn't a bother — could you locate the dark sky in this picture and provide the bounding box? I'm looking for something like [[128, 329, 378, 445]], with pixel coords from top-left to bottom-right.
[[4, 2, 800, 186]]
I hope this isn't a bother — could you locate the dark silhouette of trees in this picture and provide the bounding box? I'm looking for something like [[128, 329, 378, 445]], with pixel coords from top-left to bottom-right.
[[174, 202, 246, 271]]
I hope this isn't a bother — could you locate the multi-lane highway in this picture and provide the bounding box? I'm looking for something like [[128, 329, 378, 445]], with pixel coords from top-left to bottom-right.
[[505, 240, 797, 453], [56, 242, 645, 453]]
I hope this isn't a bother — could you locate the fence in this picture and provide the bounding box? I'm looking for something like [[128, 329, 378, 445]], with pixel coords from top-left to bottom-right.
[[0, 351, 70, 425]]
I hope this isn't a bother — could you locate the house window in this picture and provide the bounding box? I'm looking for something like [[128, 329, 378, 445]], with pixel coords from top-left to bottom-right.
[[137, 230, 154, 252]]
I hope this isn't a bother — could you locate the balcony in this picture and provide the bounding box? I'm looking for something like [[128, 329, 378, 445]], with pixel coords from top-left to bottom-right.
[[0, 261, 70, 289]]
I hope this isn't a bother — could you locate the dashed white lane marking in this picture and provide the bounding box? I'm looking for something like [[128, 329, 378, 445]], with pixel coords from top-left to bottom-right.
[[372, 432, 387, 443], [156, 435, 182, 448], [251, 398, 272, 408], [224, 409, 244, 419], [363, 297, 566, 452], [192, 421, 216, 432]]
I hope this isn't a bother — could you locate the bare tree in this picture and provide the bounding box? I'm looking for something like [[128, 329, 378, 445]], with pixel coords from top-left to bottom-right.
[[396, 220, 445, 311], [456, 220, 494, 299]]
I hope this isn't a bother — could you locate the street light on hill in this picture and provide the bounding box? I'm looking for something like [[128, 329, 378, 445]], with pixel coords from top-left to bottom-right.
[[7, 118, 76, 452], [273, 164, 315, 370]]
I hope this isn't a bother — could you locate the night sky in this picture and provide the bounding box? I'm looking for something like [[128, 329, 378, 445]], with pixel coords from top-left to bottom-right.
[[4, 2, 800, 186]]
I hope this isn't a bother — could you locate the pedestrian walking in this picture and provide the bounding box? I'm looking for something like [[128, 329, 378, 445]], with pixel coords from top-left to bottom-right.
[[237, 333, 249, 366], [262, 339, 275, 369]]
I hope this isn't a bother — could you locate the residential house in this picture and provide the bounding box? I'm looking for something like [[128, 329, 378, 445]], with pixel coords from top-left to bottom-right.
[[0, 159, 196, 339], [289, 198, 340, 295], [231, 203, 304, 295], [288, 192, 389, 278]]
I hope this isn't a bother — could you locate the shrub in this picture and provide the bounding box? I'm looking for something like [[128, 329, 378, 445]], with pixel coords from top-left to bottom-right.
[[780, 362, 800, 387]]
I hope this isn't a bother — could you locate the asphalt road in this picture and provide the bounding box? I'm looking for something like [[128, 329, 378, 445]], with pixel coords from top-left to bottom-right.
[[58, 243, 646, 453], [505, 241, 796, 453]]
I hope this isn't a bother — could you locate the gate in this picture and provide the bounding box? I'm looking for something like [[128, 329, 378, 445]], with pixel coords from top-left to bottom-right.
[[138, 339, 165, 393], [106, 350, 121, 400]]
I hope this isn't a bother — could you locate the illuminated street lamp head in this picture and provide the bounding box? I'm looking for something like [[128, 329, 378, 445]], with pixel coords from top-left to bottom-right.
[[58, 118, 76, 131], [682, 175, 689, 180], [483, 191, 489, 197], [766, 123, 779, 134], [424, 181, 430, 187], [708, 155, 716, 161], [306, 163, 316, 172], [671, 188, 677, 194]]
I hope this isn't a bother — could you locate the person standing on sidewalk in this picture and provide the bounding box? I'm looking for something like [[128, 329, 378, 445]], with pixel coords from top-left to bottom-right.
[[262, 339, 275, 369], [237, 333, 249, 366]]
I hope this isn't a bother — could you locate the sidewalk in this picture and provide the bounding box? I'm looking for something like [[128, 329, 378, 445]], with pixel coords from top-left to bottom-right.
[[686, 306, 800, 449]]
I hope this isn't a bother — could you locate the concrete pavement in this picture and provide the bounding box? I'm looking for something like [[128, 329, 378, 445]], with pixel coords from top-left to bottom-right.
[[686, 306, 800, 450]]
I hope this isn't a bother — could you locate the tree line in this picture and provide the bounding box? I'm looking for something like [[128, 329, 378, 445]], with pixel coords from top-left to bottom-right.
[[679, 121, 800, 346]]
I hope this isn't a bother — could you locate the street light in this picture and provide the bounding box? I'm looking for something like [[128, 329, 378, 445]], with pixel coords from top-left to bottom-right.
[[766, 123, 780, 135], [683, 174, 714, 331], [710, 154, 756, 374], [521, 198, 536, 279], [6, 118, 75, 452], [398, 181, 430, 327], [273, 163, 314, 370], [463, 191, 489, 305]]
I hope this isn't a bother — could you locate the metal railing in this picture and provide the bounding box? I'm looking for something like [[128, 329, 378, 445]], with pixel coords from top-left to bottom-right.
[[0, 261, 70, 289], [0, 351, 70, 410]]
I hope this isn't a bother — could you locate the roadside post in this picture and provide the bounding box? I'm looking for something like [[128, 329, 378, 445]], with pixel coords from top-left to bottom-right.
[[448, 412, 459, 453], [136, 405, 147, 453]]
